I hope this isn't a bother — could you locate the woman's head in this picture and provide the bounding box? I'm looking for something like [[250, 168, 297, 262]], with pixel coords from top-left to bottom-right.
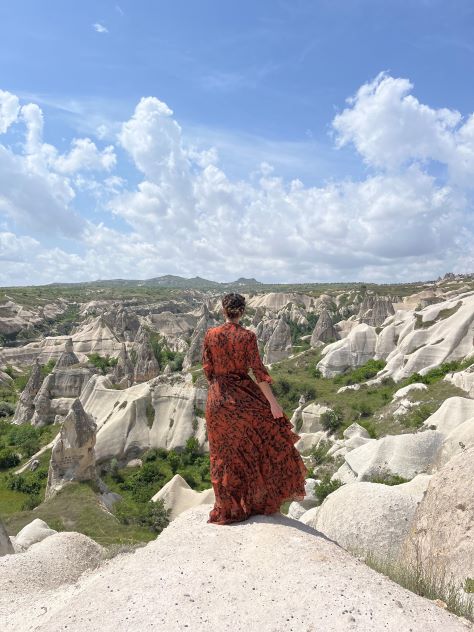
[[222, 292, 246, 320]]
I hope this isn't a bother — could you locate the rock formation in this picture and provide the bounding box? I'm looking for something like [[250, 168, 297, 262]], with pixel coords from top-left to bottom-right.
[[400, 447, 474, 595], [45, 398, 98, 500], [263, 316, 292, 364], [300, 475, 432, 562], [358, 295, 395, 327], [1, 505, 468, 632], [310, 308, 339, 345], [0, 517, 14, 556], [133, 325, 160, 383], [111, 342, 134, 387], [151, 474, 215, 520], [11, 358, 43, 425], [182, 302, 217, 371], [317, 322, 378, 377], [54, 338, 79, 369]]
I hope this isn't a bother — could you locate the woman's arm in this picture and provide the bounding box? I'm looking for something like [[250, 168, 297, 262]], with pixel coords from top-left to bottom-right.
[[248, 332, 284, 418]]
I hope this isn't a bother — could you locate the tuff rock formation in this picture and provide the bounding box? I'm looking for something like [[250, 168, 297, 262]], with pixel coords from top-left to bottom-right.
[[263, 316, 292, 364], [310, 308, 338, 346], [182, 303, 217, 371], [1, 505, 469, 632], [0, 517, 14, 556], [54, 338, 79, 369], [400, 447, 474, 595], [133, 325, 160, 383], [45, 398, 98, 500], [11, 358, 43, 425], [151, 474, 215, 520], [111, 342, 134, 387], [358, 295, 395, 327]]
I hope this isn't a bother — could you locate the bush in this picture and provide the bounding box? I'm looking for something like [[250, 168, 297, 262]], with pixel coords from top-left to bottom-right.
[[6, 424, 41, 457], [320, 407, 344, 434], [351, 401, 373, 418], [0, 401, 15, 418], [310, 440, 333, 466], [315, 474, 343, 504], [87, 353, 118, 375], [0, 447, 21, 469], [114, 497, 170, 533]]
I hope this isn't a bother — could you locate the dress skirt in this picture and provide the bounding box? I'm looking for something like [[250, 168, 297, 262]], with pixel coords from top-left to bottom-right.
[[205, 372, 307, 525]]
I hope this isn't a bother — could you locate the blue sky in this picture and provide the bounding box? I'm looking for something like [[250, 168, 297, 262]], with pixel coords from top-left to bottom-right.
[[0, 1, 473, 285]]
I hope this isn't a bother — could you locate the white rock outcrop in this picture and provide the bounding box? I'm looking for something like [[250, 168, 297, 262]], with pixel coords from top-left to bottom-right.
[[151, 474, 215, 520], [317, 323, 378, 377], [0, 505, 468, 632], [300, 476, 431, 562], [13, 519, 57, 551], [401, 447, 474, 596]]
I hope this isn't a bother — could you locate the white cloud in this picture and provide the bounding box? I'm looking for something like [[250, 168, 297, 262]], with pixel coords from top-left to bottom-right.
[[332, 71, 474, 187], [93, 23, 108, 34], [1, 78, 473, 286], [0, 90, 20, 134]]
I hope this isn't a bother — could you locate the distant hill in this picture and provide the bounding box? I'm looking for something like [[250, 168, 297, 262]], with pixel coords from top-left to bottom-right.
[[43, 275, 264, 290]]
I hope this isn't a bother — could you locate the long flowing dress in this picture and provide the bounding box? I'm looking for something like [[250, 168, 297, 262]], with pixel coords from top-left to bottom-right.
[[201, 321, 307, 525]]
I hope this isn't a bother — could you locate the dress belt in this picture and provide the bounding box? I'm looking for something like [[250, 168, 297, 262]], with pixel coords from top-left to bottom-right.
[[211, 372, 249, 382]]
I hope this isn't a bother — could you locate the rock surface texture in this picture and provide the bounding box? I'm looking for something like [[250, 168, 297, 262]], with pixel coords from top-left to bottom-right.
[[0, 505, 470, 632]]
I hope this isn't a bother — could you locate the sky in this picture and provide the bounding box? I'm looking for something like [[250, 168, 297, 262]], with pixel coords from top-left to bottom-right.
[[0, 0, 473, 286]]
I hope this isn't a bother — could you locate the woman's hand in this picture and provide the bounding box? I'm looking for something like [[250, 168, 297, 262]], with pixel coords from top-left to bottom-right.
[[270, 401, 285, 419]]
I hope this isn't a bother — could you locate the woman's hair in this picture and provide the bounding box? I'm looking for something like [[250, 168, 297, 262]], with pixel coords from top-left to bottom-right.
[[222, 292, 246, 318]]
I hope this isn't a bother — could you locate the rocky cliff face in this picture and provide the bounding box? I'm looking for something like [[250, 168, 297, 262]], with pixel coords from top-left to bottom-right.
[[133, 325, 160, 383], [11, 359, 43, 425], [310, 308, 338, 345], [263, 316, 293, 364]]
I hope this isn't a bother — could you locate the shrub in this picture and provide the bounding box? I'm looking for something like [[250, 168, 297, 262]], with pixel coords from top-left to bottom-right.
[[315, 474, 343, 503], [351, 401, 373, 418], [0, 447, 21, 469], [167, 450, 180, 473], [310, 440, 333, 466], [0, 401, 15, 418], [320, 407, 344, 434], [87, 353, 118, 375]]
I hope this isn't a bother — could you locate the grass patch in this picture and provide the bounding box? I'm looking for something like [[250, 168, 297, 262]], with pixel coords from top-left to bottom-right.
[[363, 552, 474, 623]]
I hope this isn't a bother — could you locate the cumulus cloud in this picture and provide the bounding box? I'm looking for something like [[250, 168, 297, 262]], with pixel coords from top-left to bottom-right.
[[1, 77, 473, 285], [333, 71, 474, 187], [0, 90, 20, 134]]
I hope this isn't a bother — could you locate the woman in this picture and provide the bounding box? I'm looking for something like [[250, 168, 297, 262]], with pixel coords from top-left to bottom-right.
[[201, 292, 307, 525]]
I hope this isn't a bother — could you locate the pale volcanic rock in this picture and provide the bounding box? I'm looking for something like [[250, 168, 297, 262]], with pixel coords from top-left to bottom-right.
[[54, 337, 79, 369], [151, 474, 215, 520], [246, 291, 314, 311], [444, 364, 474, 398], [422, 396, 474, 436], [14, 519, 57, 551], [358, 295, 395, 327], [133, 324, 160, 383], [310, 308, 338, 346], [299, 402, 332, 433], [333, 430, 444, 482], [300, 477, 431, 562], [45, 399, 98, 500], [263, 316, 293, 364], [401, 447, 474, 597], [111, 342, 134, 387], [11, 358, 43, 425], [0, 517, 14, 556], [317, 323, 378, 378], [182, 303, 218, 370], [2, 505, 470, 632], [392, 383, 428, 401]]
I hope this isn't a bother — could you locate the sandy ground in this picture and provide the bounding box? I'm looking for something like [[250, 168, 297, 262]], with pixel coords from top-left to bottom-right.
[[1, 504, 472, 632]]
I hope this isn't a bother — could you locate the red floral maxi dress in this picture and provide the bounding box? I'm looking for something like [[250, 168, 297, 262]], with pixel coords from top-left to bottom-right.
[[201, 321, 307, 525]]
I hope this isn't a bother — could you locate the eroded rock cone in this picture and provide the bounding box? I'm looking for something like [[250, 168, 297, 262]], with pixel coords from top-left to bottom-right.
[[133, 325, 160, 383], [45, 398, 98, 500], [310, 308, 338, 346], [12, 358, 43, 425], [112, 343, 134, 387], [182, 303, 216, 371], [359, 296, 395, 327]]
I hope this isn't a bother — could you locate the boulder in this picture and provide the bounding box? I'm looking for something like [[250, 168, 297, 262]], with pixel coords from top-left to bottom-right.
[[401, 447, 474, 594], [301, 476, 431, 561], [444, 364, 474, 398], [299, 402, 332, 433], [286, 478, 319, 519], [151, 474, 215, 520], [14, 519, 57, 551], [392, 383, 428, 401]]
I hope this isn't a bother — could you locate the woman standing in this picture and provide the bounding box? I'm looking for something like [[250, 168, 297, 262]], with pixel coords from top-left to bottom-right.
[[201, 292, 307, 525]]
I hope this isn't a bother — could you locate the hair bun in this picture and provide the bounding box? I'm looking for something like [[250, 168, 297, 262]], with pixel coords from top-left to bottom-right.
[[222, 292, 246, 317]]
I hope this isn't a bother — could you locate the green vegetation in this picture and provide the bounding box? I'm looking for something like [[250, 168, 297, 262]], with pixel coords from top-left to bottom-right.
[[333, 359, 387, 386], [87, 352, 118, 374], [314, 474, 343, 503], [366, 469, 410, 485], [363, 551, 473, 623], [414, 301, 463, 330], [147, 329, 185, 371]]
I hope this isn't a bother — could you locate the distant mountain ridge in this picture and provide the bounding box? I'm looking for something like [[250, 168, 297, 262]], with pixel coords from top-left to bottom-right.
[[45, 275, 263, 289]]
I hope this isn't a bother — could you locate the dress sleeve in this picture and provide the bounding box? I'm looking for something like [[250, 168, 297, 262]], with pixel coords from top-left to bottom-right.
[[248, 332, 273, 384], [201, 330, 214, 380]]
